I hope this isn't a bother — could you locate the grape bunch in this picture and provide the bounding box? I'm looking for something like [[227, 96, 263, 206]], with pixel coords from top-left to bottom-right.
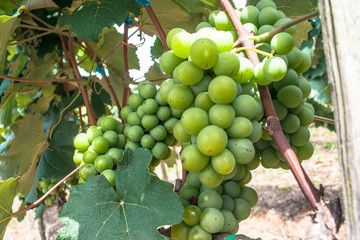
[[120, 80, 179, 165], [73, 116, 125, 186], [38, 178, 68, 206], [158, 0, 315, 237]]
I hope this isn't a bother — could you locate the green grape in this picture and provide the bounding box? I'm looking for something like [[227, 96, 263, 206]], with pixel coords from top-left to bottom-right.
[[304, 102, 315, 114], [262, 148, 280, 167], [179, 185, 200, 201], [167, 84, 194, 110], [171, 221, 191, 240], [186, 172, 202, 189], [245, 153, 261, 170], [190, 75, 212, 96], [286, 47, 303, 69], [184, 205, 202, 226], [138, 80, 157, 99], [120, 106, 134, 121], [150, 125, 167, 141], [272, 68, 299, 91], [127, 125, 144, 143], [171, 107, 184, 118], [159, 78, 176, 102], [235, 81, 243, 96], [281, 113, 300, 133], [261, 129, 272, 141], [272, 99, 288, 121], [86, 126, 103, 143], [296, 76, 312, 98], [278, 161, 290, 170], [141, 114, 159, 130], [74, 133, 90, 152], [181, 144, 210, 173], [257, 25, 274, 42], [208, 76, 237, 104], [97, 116, 107, 126], [127, 112, 141, 126], [219, 209, 237, 233], [103, 130, 118, 147], [226, 117, 253, 138], [258, 7, 279, 26], [240, 170, 252, 184], [277, 85, 303, 108], [221, 194, 235, 211], [159, 51, 184, 75], [223, 180, 241, 198], [73, 150, 84, 166], [190, 38, 219, 70], [123, 124, 131, 138], [197, 125, 228, 156], [295, 52, 312, 74], [290, 126, 310, 146], [208, 30, 234, 53], [136, 105, 146, 122], [94, 155, 113, 172], [106, 148, 124, 164], [240, 5, 259, 26], [164, 117, 178, 133], [255, 42, 271, 62], [140, 134, 156, 149], [115, 134, 126, 148], [256, 0, 276, 10], [194, 27, 216, 40], [248, 120, 262, 143], [199, 208, 225, 233], [296, 141, 314, 160], [213, 52, 240, 77], [174, 61, 204, 85], [156, 106, 171, 121], [128, 93, 144, 110], [277, 10, 286, 18], [232, 95, 258, 119], [227, 138, 255, 164], [142, 98, 159, 114], [238, 187, 258, 207], [101, 169, 116, 187], [233, 198, 251, 221], [83, 150, 98, 164], [188, 225, 212, 240], [115, 123, 124, 134], [271, 32, 294, 55], [199, 163, 224, 188], [151, 142, 169, 159], [297, 106, 314, 126], [194, 92, 215, 112], [39, 179, 50, 189], [200, 183, 223, 194], [232, 57, 255, 84], [155, 91, 167, 106], [166, 28, 185, 48], [208, 104, 235, 129], [263, 57, 287, 82], [273, 18, 296, 35], [223, 164, 238, 180], [211, 149, 236, 175], [288, 102, 304, 114], [173, 121, 191, 143], [171, 31, 194, 59], [198, 189, 223, 209], [195, 22, 213, 31], [92, 136, 109, 154], [243, 23, 258, 35], [214, 11, 233, 31], [125, 141, 141, 151], [209, 10, 221, 26], [254, 61, 272, 86], [181, 108, 210, 135]]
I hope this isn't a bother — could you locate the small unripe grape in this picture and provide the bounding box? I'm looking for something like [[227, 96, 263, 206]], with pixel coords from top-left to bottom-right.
[[86, 126, 103, 143], [79, 164, 97, 181], [167, 84, 194, 110], [211, 149, 236, 175], [159, 78, 176, 102], [141, 114, 159, 130], [120, 106, 134, 121], [171, 31, 194, 59], [256, 0, 276, 10], [159, 51, 184, 75], [241, 6, 259, 26], [199, 207, 225, 233], [277, 85, 303, 108], [197, 125, 228, 156], [173, 120, 191, 143], [194, 92, 215, 112], [92, 136, 109, 154], [258, 7, 279, 26], [198, 189, 223, 209], [166, 28, 185, 48], [138, 80, 157, 99], [190, 38, 219, 70], [181, 107, 209, 136], [142, 98, 158, 114], [106, 148, 124, 164], [181, 144, 209, 173], [151, 142, 169, 159], [263, 57, 288, 82], [126, 112, 141, 126], [199, 163, 224, 188], [101, 169, 116, 187], [128, 125, 144, 143], [103, 130, 118, 147], [213, 52, 240, 77], [208, 76, 237, 104], [171, 221, 191, 240], [150, 125, 167, 141], [128, 93, 144, 110], [83, 150, 98, 164], [74, 133, 90, 152], [227, 138, 255, 164], [233, 198, 251, 221], [73, 150, 84, 165], [94, 155, 113, 173], [271, 32, 294, 55], [173, 61, 204, 85]]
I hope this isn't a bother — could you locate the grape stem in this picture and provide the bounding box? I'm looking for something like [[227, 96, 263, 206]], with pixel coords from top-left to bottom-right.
[[220, 0, 322, 211], [314, 115, 335, 125], [251, 10, 320, 44], [12, 167, 80, 218], [145, 4, 170, 50], [233, 47, 272, 58]]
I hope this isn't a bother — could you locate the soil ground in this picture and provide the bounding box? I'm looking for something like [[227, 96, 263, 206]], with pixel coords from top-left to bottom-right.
[[3, 125, 346, 240]]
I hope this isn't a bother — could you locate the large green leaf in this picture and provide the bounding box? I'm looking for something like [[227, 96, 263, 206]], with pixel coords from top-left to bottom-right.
[[247, 0, 314, 16], [0, 6, 23, 73], [0, 1, 22, 15], [59, 0, 141, 41], [141, 0, 205, 36], [57, 148, 184, 240], [26, 120, 78, 202], [0, 178, 18, 240], [0, 113, 46, 197], [292, 20, 314, 47]]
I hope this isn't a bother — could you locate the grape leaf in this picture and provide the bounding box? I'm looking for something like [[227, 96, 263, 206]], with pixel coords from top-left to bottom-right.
[[0, 6, 23, 73], [0, 1, 22, 15], [21, 0, 58, 10], [292, 19, 313, 47], [91, 82, 112, 116], [59, 0, 141, 41], [171, 0, 205, 14], [247, 0, 314, 16], [57, 148, 184, 240], [0, 178, 18, 240], [145, 63, 170, 82], [53, 0, 72, 8], [151, 37, 165, 59], [0, 113, 46, 196], [141, 0, 205, 36], [26, 120, 78, 202]]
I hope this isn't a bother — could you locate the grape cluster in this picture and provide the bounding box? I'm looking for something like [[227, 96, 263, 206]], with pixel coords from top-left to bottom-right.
[[38, 178, 67, 206], [73, 116, 125, 186], [120, 80, 179, 165], [158, 0, 315, 237]]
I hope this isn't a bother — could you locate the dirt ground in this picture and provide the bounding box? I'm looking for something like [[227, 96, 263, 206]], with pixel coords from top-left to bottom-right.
[[3, 125, 346, 240]]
